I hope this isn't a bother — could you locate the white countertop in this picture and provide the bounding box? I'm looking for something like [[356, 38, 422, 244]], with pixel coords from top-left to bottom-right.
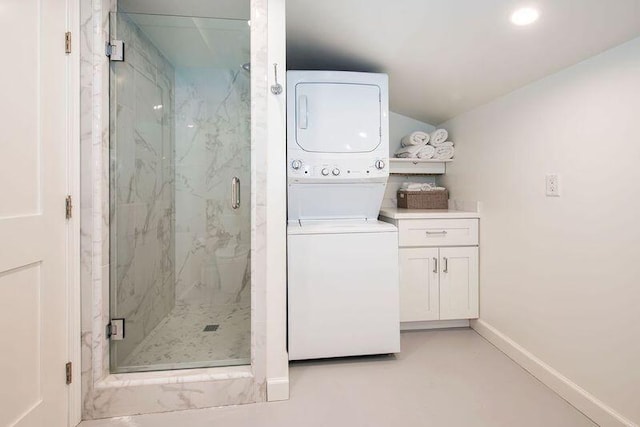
[[379, 207, 480, 219]]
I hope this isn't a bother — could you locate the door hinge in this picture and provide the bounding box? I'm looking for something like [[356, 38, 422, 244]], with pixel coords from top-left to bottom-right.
[[65, 32, 72, 54], [105, 40, 125, 61], [106, 318, 125, 341], [65, 362, 72, 385], [65, 195, 73, 219]]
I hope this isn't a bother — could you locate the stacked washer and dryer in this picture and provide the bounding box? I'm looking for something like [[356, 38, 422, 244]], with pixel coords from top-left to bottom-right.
[[286, 71, 400, 360]]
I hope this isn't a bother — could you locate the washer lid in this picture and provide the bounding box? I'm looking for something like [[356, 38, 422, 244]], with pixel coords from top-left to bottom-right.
[[287, 219, 397, 235]]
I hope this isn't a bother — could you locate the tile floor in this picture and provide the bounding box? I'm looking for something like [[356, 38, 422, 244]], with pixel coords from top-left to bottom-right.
[[119, 303, 250, 371], [82, 329, 595, 427]]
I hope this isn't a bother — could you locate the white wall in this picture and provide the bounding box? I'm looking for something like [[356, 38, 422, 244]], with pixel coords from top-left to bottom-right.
[[440, 37, 640, 426], [389, 111, 436, 155]]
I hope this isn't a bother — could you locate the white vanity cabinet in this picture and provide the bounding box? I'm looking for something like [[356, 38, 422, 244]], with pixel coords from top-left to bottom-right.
[[380, 208, 480, 325]]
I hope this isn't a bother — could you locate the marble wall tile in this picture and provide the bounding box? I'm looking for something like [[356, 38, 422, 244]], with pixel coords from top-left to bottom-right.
[[174, 68, 251, 307], [248, 0, 268, 397], [88, 375, 257, 418], [80, 0, 117, 416]]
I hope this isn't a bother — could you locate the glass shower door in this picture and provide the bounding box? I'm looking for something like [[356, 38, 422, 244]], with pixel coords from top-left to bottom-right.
[[109, 12, 251, 373]]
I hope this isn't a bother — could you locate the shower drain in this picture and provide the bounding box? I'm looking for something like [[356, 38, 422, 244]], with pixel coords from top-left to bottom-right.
[[203, 324, 219, 332]]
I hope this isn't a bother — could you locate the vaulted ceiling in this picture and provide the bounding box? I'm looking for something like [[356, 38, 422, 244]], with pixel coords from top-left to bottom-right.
[[287, 0, 640, 124]]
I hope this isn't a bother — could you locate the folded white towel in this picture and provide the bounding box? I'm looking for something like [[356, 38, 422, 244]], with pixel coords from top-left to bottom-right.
[[400, 182, 447, 192], [429, 129, 449, 146], [433, 145, 455, 160], [401, 183, 427, 191], [395, 143, 435, 159], [416, 144, 435, 159], [401, 131, 430, 147], [395, 145, 421, 158]]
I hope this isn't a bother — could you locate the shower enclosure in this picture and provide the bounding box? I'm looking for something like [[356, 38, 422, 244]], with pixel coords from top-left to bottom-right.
[[109, 11, 251, 373]]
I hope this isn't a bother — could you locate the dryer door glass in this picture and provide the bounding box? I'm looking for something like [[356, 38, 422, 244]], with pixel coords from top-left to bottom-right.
[[295, 83, 381, 153]]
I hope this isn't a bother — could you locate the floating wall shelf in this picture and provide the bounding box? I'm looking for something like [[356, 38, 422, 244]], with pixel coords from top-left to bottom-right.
[[389, 158, 452, 175]]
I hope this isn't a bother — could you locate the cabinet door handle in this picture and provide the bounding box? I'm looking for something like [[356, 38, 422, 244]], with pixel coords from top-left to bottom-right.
[[426, 230, 447, 235], [443, 257, 448, 273], [433, 257, 438, 273]]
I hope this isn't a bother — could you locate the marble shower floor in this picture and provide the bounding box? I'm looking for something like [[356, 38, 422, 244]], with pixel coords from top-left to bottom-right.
[[120, 303, 250, 371]]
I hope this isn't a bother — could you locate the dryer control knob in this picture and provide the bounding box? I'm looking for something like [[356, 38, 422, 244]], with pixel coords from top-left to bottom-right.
[[332, 168, 340, 176], [375, 160, 385, 170], [321, 168, 330, 176], [291, 159, 302, 170]]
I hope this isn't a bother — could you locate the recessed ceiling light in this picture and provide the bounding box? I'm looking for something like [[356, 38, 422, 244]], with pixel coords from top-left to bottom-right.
[[510, 7, 539, 26]]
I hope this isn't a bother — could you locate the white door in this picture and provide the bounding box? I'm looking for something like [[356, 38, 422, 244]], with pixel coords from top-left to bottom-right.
[[0, 0, 71, 426], [398, 247, 439, 322], [294, 83, 381, 153], [439, 247, 479, 320]]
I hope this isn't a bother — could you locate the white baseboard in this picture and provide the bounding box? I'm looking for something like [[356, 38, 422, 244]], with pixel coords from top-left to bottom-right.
[[471, 319, 636, 427], [401, 319, 469, 331], [267, 377, 289, 402]]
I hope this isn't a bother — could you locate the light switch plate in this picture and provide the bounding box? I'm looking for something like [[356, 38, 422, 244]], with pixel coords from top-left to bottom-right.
[[546, 174, 560, 197]]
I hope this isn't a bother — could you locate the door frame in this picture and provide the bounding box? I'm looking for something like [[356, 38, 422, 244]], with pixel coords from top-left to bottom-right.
[[66, 0, 82, 424]]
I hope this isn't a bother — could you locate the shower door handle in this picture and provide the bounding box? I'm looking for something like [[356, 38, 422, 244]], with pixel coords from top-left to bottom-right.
[[231, 177, 240, 209]]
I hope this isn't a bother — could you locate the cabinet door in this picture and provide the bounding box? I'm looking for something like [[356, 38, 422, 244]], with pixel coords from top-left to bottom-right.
[[439, 247, 479, 320], [399, 247, 440, 322]]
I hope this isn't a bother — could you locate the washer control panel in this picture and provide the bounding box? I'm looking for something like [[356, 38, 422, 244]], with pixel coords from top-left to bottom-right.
[[288, 157, 388, 180]]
